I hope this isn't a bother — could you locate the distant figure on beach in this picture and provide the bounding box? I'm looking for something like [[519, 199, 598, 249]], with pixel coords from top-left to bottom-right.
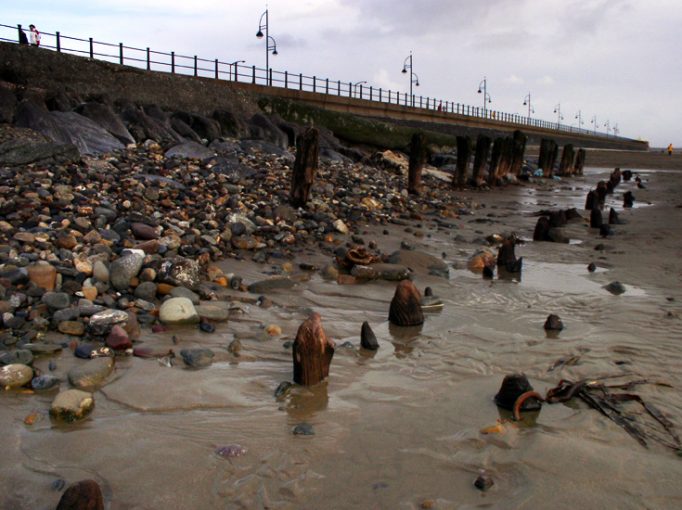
[[29, 24, 40, 46], [18, 27, 28, 45], [667, 143, 673, 156], [437, 100, 442, 112]]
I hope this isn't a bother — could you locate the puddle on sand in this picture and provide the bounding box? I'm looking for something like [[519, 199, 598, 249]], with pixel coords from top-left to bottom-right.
[[462, 260, 646, 296]]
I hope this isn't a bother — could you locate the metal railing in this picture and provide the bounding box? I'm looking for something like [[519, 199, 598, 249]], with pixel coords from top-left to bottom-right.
[[1, 23, 629, 141]]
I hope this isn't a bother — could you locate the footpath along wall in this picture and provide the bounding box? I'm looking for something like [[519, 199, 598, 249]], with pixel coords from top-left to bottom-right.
[[0, 41, 647, 152]]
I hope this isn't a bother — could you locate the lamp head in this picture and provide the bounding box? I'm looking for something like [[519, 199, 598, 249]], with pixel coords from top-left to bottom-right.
[[415, 81, 420, 87], [488, 98, 491, 103], [272, 49, 278, 56], [402, 67, 407, 74], [523, 101, 527, 106], [478, 88, 482, 94], [256, 30, 264, 39]]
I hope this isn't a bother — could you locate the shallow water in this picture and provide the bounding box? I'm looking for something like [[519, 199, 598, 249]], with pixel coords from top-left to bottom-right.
[[2, 168, 682, 509]]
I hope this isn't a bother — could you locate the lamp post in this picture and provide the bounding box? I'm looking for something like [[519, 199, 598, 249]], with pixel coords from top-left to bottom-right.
[[603, 119, 610, 136], [230, 60, 246, 81], [590, 115, 598, 134], [353, 80, 367, 98], [522, 93, 534, 119], [477, 77, 491, 117], [575, 110, 584, 130], [256, 9, 278, 85], [613, 123, 619, 137], [553, 103, 564, 126], [401, 52, 419, 106]]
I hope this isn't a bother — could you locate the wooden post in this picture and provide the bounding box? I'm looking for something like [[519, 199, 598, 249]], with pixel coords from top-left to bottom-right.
[[292, 313, 335, 386], [388, 280, 424, 327], [471, 134, 491, 186], [488, 137, 504, 185], [558, 144, 575, 176], [290, 127, 319, 208], [454, 135, 472, 188], [574, 148, 586, 175], [510, 130, 527, 176], [548, 141, 559, 177], [496, 137, 513, 182], [408, 132, 427, 195], [538, 139, 551, 177]]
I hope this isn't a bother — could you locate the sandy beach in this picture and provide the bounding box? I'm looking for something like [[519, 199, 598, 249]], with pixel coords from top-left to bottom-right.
[[1, 142, 681, 509]]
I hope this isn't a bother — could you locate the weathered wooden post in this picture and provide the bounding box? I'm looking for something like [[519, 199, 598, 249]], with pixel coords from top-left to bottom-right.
[[292, 312, 335, 386], [488, 137, 504, 185], [574, 148, 586, 175], [454, 136, 472, 188], [496, 137, 514, 182], [538, 139, 552, 177], [558, 144, 575, 176], [548, 142, 559, 176], [290, 127, 319, 208], [510, 130, 527, 177], [471, 134, 491, 186], [408, 131, 427, 195], [388, 280, 424, 326]]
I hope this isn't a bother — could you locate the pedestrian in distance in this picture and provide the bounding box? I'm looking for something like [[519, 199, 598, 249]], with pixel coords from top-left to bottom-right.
[[18, 27, 29, 45], [29, 24, 41, 46], [667, 143, 673, 156]]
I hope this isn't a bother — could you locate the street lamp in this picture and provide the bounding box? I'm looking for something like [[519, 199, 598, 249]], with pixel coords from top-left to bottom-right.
[[256, 9, 278, 85], [230, 60, 246, 81], [613, 123, 619, 137], [353, 81, 367, 98], [553, 103, 564, 126], [590, 115, 598, 134], [477, 77, 491, 117], [401, 52, 419, 106], [522, 93, 534, 119], [575, 110, 584, 130], [603, 119, 610, 136]]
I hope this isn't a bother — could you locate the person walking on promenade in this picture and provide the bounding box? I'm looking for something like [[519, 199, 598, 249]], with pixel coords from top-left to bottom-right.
[[29, 24, 41, 46], [667, 143, 673, 156], [19, 27, 29, 45]]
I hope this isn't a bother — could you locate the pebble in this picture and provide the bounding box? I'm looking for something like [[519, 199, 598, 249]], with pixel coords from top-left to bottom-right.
[[293, 422, 315, 436], [604, 281, 627, 295], [159, 297, 200, 325], [68, 356, 115, 389], [215, 444, 248, 458], [49, 389, 95, 423], [474, 472, 494, 491], [274, 381, 293, 399], [180, 348, 214, 368], [0, 363, 34, 389], [31, 374, 61, 391]]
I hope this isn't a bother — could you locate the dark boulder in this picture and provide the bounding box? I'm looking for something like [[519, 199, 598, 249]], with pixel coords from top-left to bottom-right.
[[76, 102, 135, 145]]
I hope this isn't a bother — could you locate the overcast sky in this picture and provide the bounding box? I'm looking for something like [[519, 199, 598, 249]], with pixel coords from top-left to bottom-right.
[[5, 0, 681, 147]]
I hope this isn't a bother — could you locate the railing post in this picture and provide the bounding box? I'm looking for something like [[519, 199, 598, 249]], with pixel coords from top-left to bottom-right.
[[284, 71, 288, 88], [337, 80, 341, 95], [234, 62, 238, 82], [420, 96, 423, 108], [349, 82, 352, 98], [214, 59, 218, 79], [359, 84, 363, 99], [370, 86, 373, 101], [119, 43, 124, 65], [299, 73, 303, 90], [146, 48, 150, 70], [171, 51, 175, 73], [56, 31, 61, 52], [252, 65, 256, 84], [269, 68, 272, 86], [379, 88, 382, 102], [313, 76, 316, 92], [17, 24, 22, 44], [325, 78, 329, 95], [89, 37, 94, 59], [194, 56, 197, 77]]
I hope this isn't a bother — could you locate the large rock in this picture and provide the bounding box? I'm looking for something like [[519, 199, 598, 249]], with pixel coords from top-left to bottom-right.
[[247, 113, 289, 149], [0, 363, 33, 389], [56, 480, 104, 510], [76, 102, 135, 145], [68, 356, 114, 390], [120, 103, 183, 144], [109, 251, 145, 291], [158, 257, 201, 289], [159, 297, 200, 325], [165, 141, 215, 160], [50, 389, 95, 423], [0, 138, 80, 166]]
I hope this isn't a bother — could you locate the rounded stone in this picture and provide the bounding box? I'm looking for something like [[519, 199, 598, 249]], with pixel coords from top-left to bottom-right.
[[159, 297, 200, 325], [0, 363, 33, 389], [42, 292, 71, 310], [180, 348, 214, 368], [58, 320, 86, 336], [109, 252, 145, 291], [27, 263, 57, 291], [92, 260, 110, 282], [50, 389, 95, 423], [68, 356, 115, 390], [134, 281, 158, 302], [106, 325, 132, 351]]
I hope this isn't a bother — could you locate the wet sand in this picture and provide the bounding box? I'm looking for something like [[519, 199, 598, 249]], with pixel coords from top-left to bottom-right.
[[2, 155, 682, 509]]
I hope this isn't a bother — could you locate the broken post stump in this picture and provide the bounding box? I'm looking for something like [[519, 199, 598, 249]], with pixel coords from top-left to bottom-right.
[[596, 180, 607, 208], [497, 237, 522, 272], [408, 131, 427, 195], [510, 130, 527, 177], [388, 280, 424, 326], [558, 144, 575, 175], [292, 312, 335, 386], [494, 373, 541, 412], [56, 480, 104, 510], [496, 137, 514, 182], [360, 321, 379, 350], [623, 191, 634, 208], [538, 139, 559, 177], [290, 127, 319, 208], [455, 135, 472, 188], [585, 190, 597, 210], [590, 208, 603, 228], [471, 134, 492, 186]]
